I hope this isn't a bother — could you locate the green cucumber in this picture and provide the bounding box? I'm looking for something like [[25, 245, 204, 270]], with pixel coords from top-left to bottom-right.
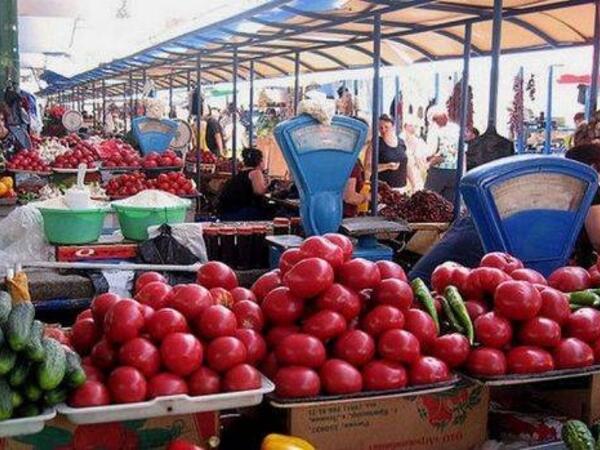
[[24, 320, 45, 362], [6, 302, 35, 351], [445, 286, 475, 344], [8, 357, 31, 387], [441, 297, 465, 333], [0, 291, 11, 325], [0, 378, 13, 420], [16, 403, 40, 418], [0, 346, 17, 375], [23, 383, 43, 402], [11, 390, 23, 409], [36, 338, 66, 391], [43, 388, 67, 406], [0, 327, 4, 348], [569, 291, 600, 306], [561, 420, 595, 450], [65, 350, 86, 388], [411, 278, 440, 332]]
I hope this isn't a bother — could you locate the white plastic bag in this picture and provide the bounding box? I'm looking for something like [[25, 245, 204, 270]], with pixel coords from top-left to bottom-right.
[[147, 222, 208, 262]]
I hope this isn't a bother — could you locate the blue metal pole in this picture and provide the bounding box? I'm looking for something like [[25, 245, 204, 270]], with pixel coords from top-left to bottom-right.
[[453, 23, 472, 221], [168, 73, 174, 116], [371, 13, 381, 217], [589, 0, 600, 119], [394, 75, 400, 136], [516, 67, 526, 154], [232, 47, 238, 176], [488, 0, 503, 129], [544, 65, 554, 155], [434, 73, 440, 104], [195, 54, 202, 216], [294, 52, 300, 115], [249, 60, 255, 147]]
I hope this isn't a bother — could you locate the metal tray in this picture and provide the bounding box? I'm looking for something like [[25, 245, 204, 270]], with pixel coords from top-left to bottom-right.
[[52, 167, 99, 174], [58, 376, 274, 424], [269, 376, 459, 408], [0, 408, 57, 438], [464, 364, 600, 386], [8, 169, 52, 176]]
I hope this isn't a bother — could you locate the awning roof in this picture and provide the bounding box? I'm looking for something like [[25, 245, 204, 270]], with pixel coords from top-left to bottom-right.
[[41, 0, 596, 97]]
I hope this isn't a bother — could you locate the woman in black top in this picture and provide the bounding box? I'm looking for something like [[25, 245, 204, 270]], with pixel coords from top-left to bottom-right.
[[376, 114, 408, 189], [218, 147, 269, 221]]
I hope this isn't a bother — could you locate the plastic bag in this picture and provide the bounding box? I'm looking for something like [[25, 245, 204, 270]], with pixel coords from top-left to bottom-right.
[[0, 206, 54, 275], [147, 222, 207, 262]]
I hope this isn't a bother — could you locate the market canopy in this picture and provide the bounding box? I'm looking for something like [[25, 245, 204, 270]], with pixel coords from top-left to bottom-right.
[[41, 0, 596, 97]]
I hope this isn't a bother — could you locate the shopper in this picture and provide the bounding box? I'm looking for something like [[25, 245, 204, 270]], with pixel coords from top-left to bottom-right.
[[569, 112, 587, 148], [217, 147, 269, 221], [424, 109, 460, 202], [205, 107, 224, 157], [403, 118, 427, 192], [0, 103, 18, 159], [367, 114, 409, 190]]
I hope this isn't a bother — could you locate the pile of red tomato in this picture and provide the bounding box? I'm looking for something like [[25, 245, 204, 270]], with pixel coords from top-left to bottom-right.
[[251, 235, 457, 398], [68, 265, 265, 407], [7, 150, 51, 173], [186, 151, 218, 164], [100, 142, 142, 169], [142, 150, 183, 169], [431, 253, 600, 377], [104, 172, 196, 198], [53, 145, 99, 169]]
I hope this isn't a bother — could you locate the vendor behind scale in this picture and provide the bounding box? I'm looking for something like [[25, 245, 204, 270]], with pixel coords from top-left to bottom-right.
[[217, 147, 270, 221]]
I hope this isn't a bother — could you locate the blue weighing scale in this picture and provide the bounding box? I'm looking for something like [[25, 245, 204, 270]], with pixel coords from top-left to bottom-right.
[[131, 116, 178, 155], [268, 114, 408, 265], [461, 155, 599, 276]]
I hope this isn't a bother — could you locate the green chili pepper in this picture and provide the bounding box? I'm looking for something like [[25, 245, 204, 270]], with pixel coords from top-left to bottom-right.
[[445, 286, 474, 345], [440, 296, 465, 334], [569, 290, 600, 306], [411, 278, 440, 333]]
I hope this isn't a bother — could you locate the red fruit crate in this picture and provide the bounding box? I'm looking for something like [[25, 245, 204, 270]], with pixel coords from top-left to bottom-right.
[[56, 244, 139, 262]]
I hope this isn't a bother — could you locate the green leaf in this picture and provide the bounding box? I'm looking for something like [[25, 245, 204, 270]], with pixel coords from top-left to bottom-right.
[[15, 426, 72, 449]]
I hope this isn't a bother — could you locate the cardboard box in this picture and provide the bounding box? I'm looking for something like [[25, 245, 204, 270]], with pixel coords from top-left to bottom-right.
[[0, 412, 219, 450], [279, 380, 489, 450]]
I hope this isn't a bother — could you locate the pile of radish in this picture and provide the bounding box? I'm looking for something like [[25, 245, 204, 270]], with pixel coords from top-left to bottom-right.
[[142, 151, 183, 169]]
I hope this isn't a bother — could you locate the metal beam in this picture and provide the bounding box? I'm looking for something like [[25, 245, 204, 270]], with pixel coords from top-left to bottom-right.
[[293, 52, 300, 114], [436, 30, 482, 55], [0, 0, 19, 90], [389, 37, 435, 61], [195, 54, 202, 216], [371, 13, 381, 217], [488, 0, 503, 129], [249, 60, 255, 147], [232, 47, 239, 175], [590, 0, 600, 116], [544, 65, 555, 154]]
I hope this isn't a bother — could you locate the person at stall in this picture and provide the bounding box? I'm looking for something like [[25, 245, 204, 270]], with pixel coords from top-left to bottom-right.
[[408, 143, 600, 284], [0, 103, 18, 160], [217, 147, 270, 221], [343, 159, 369, 217], [205, 107, 224, 157], [569, 112, 587, 148], [403, 117, 427, 191]]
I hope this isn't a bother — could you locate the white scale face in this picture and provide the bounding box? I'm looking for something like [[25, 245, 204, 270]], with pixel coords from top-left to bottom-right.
[[490, 172, 587, 219], [290, 124, 360, 154], [137, 119, 174, 134]]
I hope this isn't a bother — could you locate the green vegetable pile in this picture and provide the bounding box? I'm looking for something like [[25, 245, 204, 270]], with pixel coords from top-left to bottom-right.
[[0, 290, 86, 420]]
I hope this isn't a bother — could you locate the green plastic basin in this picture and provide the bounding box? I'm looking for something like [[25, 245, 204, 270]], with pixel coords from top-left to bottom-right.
[[112, 203, 189, 241], [37, 207, 109, 245]]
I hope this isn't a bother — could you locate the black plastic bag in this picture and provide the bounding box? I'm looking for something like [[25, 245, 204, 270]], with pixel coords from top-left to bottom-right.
[[467, 127, 514, 171]]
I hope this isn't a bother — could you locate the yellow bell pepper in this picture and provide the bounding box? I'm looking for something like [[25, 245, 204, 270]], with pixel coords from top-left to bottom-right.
[[261, 434, 315, 450], [6, 271, 31, 303], [0, 183, 7, 197], [0, 176, 13, 190]]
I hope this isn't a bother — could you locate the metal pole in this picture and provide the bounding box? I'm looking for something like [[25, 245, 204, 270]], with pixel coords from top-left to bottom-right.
[[394, 75, 400, 136], [128, 72, 133, 129], [91, 82, 96, 129], [187, 70, 191, 92], [434, 73, 440, 104], [101, 80, 106, 130], [249, 60, 255, 147], [544, 65, 555, 155], [294, 52, 301, 115], [379, 77, 384, 116], [370, 13, 382, 217], [453, 23, 472, 220], [169, 73, 174, 117], [122, 84, 127, 134], [589, 0, 600, 118], [0, 0, 19, 91], [516, 67, 526, 154], [488, 0, 503, 129], [232, 47, 238, 176], [195, 54, 202, 217]]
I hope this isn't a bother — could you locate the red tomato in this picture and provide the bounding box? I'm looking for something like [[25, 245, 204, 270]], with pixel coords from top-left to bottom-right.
[[118, 337, 160, 378], [135, 272, 167, 294], [549, 266, 592, 292], [69, 381, 111, 407], [511, 268, 547, 285], [568, 308, 600, 343], [188, 367, 221, 395], [506, 346, 554, 374], [90, 339, 116, 370], [431, 262, 471, 294], [266, 325, 300, 348], [196, 305, 238, 339], [261, 287, 304, 325], [372, 279, 413, 311], [139, 304, 155, 325], [168, 284, 214, 320], [103, 299, 144, 343], [375, 261, 407, 282], [338, 258, 381, 291], [91, 293, 120, 325], [593, 338, 600, 363], [167, 440, 205, 450], [108, 367, 147, 403], [230, 287, 257, 304], [494, 281, 542, 321], [589, 265, 600, 287], [519, 317, 561, 348], [300, 236, 344, 269], [409, 356, 450, 385], [465, 300, 489, 322], [160, 333, 203, 376], [232, 300, 264, 331], [223, 364, 261, 391], [147, 308, 189, 342], [404, 308, 438, 349], [207, 336, 248, 372], [320, 359, 363, 394], [466, 348, 507, 377], [76, 309, 93, 322], [554, 338, 594, 369], [466, 267, 510, 299], [362, 305, 404, 337], [315, 283, 361, 321], [71, 318, 100, 355], [378, 329, 421, 365], [480, 252, 524, 274], [234, 329, 267, 365], [260, 352, 279, 379], [276, 334, 326, 368], [209, 287, 233, 308], [250, 270, 282, 302], [283, 257, 334, 298], [135, 281, 172, 310], [334, 330, 375, 367], [474, 312, 513, 349], [431, 333, 470, 368], [82, 364, 105, 383], [539, 287, 571, 325], [302, 310, 347, 341], [323, 233, 354, 261], [279, 248, 306, 275], [274, 366, 321, 398], [362, 360, 407, 391], [197, 261, 238, 290], [148, 373, 188, 398]]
